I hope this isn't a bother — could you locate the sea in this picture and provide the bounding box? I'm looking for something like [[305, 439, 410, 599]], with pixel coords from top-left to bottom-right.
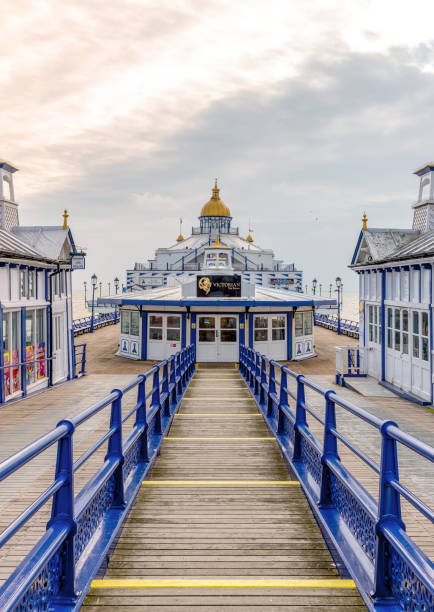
[[71, 291, 360, 322]]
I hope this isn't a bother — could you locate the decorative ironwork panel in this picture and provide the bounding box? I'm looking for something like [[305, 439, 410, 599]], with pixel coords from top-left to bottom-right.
[[300, 437, 322, 485], [74, 475, 115, 562], [123, 440, 140, 481], [330, 473, 375, 561], [13, 550, 62, 611], [390, 548, 433, 611]]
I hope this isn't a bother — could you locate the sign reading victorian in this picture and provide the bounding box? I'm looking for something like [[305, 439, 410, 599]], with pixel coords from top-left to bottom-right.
[[197, 275, 241, 298]]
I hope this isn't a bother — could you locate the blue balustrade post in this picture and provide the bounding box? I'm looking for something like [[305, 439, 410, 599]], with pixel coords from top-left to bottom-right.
[[47, 419, 77, 604], [135, 374, 149, 462], [254, 353, 261, 397], [267, 361, 276, 418], [106, 389, 126, 508], [176, 353, 182, 396], [169, 355, 178, 410], [151, 366, 162, 435], [277, 368, 289, 438], [319, 391, 339, 507], [161, 361, 170, 417], [249, 349, 255, 389], [259, 357, 267, 409], [372, 420, 402, 603], [81, 344, 87, 376], [292, 375, 307, 462]]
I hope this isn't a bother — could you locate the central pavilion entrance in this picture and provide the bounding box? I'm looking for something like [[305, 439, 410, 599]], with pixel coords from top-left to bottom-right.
[[197, 314, 238, 362]]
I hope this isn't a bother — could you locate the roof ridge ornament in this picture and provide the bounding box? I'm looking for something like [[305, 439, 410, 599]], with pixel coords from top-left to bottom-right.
[[63, 209, 69, 230], [362, 212, 368, 231]]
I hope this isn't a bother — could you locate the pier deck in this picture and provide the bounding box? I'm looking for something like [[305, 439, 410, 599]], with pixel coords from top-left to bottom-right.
[[83, 365, 365, 610]]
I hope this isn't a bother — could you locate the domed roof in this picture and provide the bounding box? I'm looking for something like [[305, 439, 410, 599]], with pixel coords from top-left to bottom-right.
[[200, 180, 231, 217]]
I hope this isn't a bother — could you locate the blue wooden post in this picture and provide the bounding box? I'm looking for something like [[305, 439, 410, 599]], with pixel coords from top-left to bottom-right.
[[161, 361, 170, 417], [106, 389, 126, 508], [319, 391, 339, 507], [151, 367, 162, 435], [277, 368, 289, 438], [292, 375, 307, 462], [176, 353, 182, 396], [135, 374, 149, 462], [254, 353, 260, 397], [249, 349, 255, 389], [267, 361, 276, 418], [373, 420, 402, 603], [20, 307, 27, 397], [48, 419, 77, 605], [259, 357, 267, 409], [169, 355, 178, 410]]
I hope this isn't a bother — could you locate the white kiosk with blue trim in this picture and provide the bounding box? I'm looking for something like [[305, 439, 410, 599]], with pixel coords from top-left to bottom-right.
[[101, 236, 335, 363]]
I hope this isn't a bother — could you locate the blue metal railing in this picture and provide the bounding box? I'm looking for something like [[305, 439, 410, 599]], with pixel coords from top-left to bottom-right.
[[72, 343, 86, 378], [73, 311, 119, 336], [316, 313, 360, 338], [0, 344, 195, 611], [239, 345, 433, 612]]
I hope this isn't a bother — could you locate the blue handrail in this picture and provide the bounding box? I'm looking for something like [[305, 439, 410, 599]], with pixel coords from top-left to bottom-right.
[[0, 344, 196, 611], [72, 343, 86, 377], [239, 345, 433, 612]]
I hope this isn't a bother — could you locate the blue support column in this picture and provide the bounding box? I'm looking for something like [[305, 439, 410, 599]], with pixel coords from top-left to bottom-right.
[[141, 311, 147, 360], [20, 307, 26, 397], [287, 311, 293, 360], [181, 313, 186, 349], [46, 305, 52, 386], [239, 313, 245, 356], [0, 303, 4, 405], [190, 313, 197, 350], [381, 270, 386, 381], [248, 312, 254, 348]]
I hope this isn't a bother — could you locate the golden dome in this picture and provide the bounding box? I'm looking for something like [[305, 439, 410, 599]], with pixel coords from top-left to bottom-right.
[[200, 180, 231, 217], [176, 234, 184, 242], [246, 234, 253, 243]]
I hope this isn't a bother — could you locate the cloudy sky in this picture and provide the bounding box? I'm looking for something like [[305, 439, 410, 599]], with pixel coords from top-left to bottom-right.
[[3, 0, 434, 294]]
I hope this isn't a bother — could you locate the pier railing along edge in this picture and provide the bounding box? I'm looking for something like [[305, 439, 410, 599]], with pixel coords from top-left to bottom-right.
[[0, 344, 196, 612], [73, 311, 119, 336], [239, 345, 433, 612]]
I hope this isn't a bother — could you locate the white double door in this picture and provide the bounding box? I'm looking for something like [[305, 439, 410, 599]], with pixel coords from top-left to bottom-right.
[[52, 314, 66, 383], [197, 315, 238, 362]]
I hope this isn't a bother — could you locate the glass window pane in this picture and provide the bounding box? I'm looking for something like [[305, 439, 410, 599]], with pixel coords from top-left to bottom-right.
[[402, 333, 408, 354], [369, 306, 373, 323], [303, 313, 312, 335], [369, 325, 373, 342], [254, 317, 268, 329], [295, 312, 303, 337], [374, 307, 378, 325], [167, 315, 181, 328], [254, 329, 268, 342], [20, 270, 26, 298], [422, 337, 429, 361], [271, 316, 285, 328], [387, 307, 392, 328], [394, 309, 400, 330], [272, 328, 285, 341], [221, 330, 237, 342], [394, 331, 400, 351], [3, 313, 10, 396], [149, 315, 163, 327], [167, 328, 180, 341], [221, 317, 237, 329], [199, 329, 215, 342], [413, 311, 419, 334], [25, 311, 35, 384], [149, 328, 163, 340], [413, 335, 419, 358], [36, 310, 46, 379], [402, 310, 408, 332], [422, 312, 429, 337], [199, 317, 215, 329], [387, 329, 392, 348], [11, 312, 20, 392], [121, 311, 130, 334], [130, 311, 140, 336]]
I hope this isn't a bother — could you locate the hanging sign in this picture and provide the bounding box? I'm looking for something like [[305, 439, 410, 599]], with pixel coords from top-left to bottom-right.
[[197, 275, 241, 298], [71, 255, 86, 270]]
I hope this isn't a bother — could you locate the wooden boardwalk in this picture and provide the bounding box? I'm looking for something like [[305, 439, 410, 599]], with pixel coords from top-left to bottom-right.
[[84, 365, 365, 610]]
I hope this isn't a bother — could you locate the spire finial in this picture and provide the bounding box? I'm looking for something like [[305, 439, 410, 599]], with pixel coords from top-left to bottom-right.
[[212, 178, 219, 198], [362, 212, 368, 230], [62, 209, 69, 230]]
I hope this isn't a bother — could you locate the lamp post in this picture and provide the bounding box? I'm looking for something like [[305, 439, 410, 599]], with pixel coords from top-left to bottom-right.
[[108, 282, 111, 296], [329, 283, 332, 298], [83, 281, 87, 306], [99, 282, 102, 297], [305, 284, 308, 294], [312, 278, 317, 296], [90, 274, 97, 333], [319, 283, 322, 296], [336, 276, 342, 335], [114, 277, 119, 295]]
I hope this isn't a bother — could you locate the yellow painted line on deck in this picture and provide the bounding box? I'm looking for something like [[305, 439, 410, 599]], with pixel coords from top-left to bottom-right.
[[91, 578, 356, 589], [142, 480, 300, 485], [175, 413, 261, 417], [164, 437, 275, 440]]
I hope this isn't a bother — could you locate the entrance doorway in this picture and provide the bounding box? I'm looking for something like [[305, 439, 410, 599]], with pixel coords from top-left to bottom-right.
[[197, 315, 238, 362], [52, 314, 65, 383]]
